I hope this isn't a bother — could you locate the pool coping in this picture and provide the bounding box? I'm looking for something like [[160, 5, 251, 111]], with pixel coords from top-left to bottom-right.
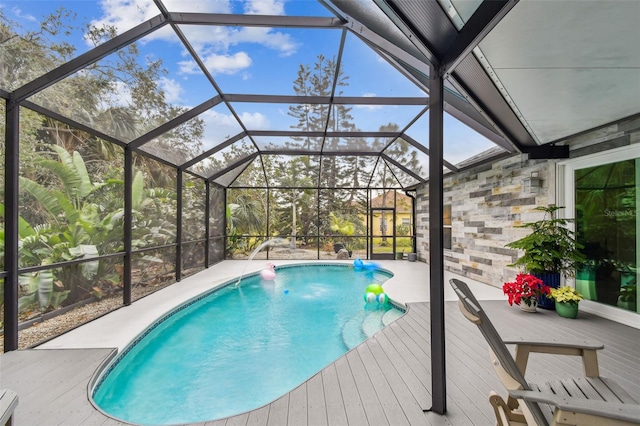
[[88, 263, 406, 404]]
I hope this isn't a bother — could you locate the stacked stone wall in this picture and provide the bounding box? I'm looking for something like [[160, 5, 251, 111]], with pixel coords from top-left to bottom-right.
[[415, 115, 640, 288]]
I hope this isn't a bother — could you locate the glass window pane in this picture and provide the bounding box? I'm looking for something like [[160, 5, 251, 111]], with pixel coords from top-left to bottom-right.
[[181, 26, 343, 95], [187, 137, 256, 179], [443, 204, 452, 226], [347, 104, 424, 132], [132, 153, 177, 249], [182, 241, 205, 277], [575, 159, 638, 313], [209, 185, 225, 238], [140, 103, 244, 166], [386, 162, 421, 188], [230, 156, 267, 188], [28, 29, 217, 144], [370, 160, 402, 189], [131, 246, 176, 302], [0, 99, 4, 271], [322, 137, 392, 153], [167, 1, 333, 15], [227, 188, 268, 236], [253, 136, 322, 152], [269, 189, 318, 245], [340, 32, 427, 97], [212, 159, 254, 187], [263, 155, 319, 188], [183, 174, 206, 242], [17, 257, 124, 349], [209, 237, 225, 265], [231, 102, 328, 132], [19, 112, 124, 268], [0, 2, 160, 91], [319, 155, 377, 188]]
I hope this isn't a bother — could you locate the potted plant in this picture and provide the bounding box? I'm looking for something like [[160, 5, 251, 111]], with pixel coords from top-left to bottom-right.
[[617, 284, 637, 311], [505, 205, 586, 309], [502, 273, 551, 312], [330, 212, 355, 257], [549, 286, 583, 318]]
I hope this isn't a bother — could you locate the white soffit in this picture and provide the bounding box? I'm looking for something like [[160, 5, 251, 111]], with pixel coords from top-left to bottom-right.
[[478, 0, 640, 144]]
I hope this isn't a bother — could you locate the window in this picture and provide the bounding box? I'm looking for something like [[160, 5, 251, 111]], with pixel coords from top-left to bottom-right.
[[401, 218, 410, 226], [444, 204, 452, 250]]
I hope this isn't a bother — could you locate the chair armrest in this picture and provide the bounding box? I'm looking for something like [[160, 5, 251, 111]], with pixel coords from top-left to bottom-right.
[[503, 338, 604, 351], [509, 390, 640, 424], [0, 389, 18, 426], [504, 339, 603, 377]]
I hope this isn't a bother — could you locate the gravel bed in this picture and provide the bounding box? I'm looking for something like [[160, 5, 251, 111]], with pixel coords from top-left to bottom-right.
[[2, 284, 172, 352]]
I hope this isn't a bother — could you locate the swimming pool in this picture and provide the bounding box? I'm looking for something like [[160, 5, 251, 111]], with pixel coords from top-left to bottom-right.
[[92, 263, 403, 425]]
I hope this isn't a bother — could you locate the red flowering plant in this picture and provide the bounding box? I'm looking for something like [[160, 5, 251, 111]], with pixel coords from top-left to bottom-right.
[[503, 273, 551, 308]]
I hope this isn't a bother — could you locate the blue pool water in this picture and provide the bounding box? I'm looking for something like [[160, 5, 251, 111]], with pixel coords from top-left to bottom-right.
[[92, 264, 402, 425]]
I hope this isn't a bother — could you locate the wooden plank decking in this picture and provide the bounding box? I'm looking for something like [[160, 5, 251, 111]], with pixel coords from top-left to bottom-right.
[[1, 300, 639, 425]]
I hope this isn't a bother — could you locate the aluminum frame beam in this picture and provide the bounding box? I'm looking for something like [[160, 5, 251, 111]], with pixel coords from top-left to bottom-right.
[[259, 150, 382, 156], [3, 101, 19, 352], [223, 94, 427, 105], [168, 12, 345, 28], [128, 96, 222, 150], [440, 0, 518, 78], [248, 130, 401, 138], [21, 101, 127, 148], [380, 153, 426, 183], [400, 134, 459, 172], [207, 152, 259, 182], [428, 63, 446, 415], [123, 148, 133, 305], [339, 11, 432, 78], [180, 132, 248, 170]]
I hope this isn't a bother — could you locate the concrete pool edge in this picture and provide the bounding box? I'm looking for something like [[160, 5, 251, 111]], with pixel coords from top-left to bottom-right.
[[38, 260, 503, 352]]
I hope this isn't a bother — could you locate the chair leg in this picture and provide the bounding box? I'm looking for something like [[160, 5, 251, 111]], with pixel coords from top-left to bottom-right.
[[489, 391, 527, 426]]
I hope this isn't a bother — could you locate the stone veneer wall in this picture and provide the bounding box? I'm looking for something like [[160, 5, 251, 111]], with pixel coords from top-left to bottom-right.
[[415, 115, 640, 288]]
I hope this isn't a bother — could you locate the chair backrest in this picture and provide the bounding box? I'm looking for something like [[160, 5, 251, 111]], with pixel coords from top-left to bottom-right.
[[449, 278, 549, 426]]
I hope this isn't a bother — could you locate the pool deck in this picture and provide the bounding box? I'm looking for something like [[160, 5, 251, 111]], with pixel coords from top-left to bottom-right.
[[2, 260, 639, 425]]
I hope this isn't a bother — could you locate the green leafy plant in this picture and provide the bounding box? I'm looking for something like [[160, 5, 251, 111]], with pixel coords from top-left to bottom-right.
[[618, 285, 636, 302], [549, 286, 584, 304], [329, 212, 355, 252], [506, 205, 586, 277]]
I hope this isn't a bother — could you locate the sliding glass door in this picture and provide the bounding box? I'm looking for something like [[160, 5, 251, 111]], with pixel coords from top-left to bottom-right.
[[574, 157, 638, 314]]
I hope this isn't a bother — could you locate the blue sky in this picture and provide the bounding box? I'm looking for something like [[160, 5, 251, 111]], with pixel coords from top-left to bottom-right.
[[2, 0, 499, 167]]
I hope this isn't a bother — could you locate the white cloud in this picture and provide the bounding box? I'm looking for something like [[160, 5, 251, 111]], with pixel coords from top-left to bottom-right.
[[88, 0, 231, 44], [356, 93, 383, 111], [158, 77, 184, 104], [91, 0, 299, 75], [179, 51, 252, 75], [199, 109, 270, 147], [244, 0, 286, 15], [98, 80, 133, 109], [230, 27, 299, 57], [200, 109, 243, 147], [238, 111, 270, 130], [11, 6, 36, 22]]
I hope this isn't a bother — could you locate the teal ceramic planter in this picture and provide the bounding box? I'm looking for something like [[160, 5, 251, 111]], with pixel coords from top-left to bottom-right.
[[555, 301, 579, 319]]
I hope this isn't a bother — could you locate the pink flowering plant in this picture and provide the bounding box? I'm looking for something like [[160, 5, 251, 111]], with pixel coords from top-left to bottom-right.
[[503, 273, 551, 308]]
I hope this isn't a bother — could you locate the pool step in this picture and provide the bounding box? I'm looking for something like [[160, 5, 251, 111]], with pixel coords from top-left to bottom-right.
[[361, 310, 386, 338], [382, 308, 404, 326], [341, 312, 367, 350]]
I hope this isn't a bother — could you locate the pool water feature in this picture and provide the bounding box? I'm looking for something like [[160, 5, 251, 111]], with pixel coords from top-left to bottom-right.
[[92, 264, 403, 425]]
